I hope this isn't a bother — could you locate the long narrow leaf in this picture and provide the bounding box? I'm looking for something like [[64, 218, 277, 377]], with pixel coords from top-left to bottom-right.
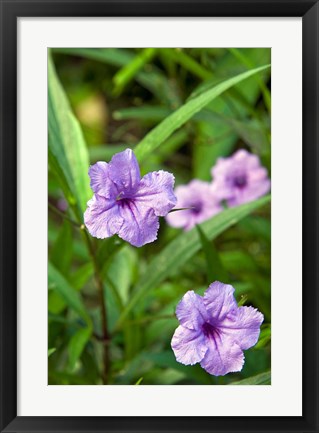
[[113, 48, 157, 95], [134, 64, 270, 161], [68, 326, 92, 370], [196, 225, 228, 283], [48, 262, 91, 324], [48, 53, 91, 217], [230, 370, 271, 385]]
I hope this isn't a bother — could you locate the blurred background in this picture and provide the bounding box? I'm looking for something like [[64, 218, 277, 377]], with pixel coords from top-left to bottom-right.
[[48, 48, 271, 385]]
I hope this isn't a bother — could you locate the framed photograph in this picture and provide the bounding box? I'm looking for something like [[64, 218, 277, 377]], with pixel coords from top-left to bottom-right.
[[0, 1, 318, 432]]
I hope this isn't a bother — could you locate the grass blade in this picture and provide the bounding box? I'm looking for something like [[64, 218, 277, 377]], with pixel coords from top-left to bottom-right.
[[196, 225, 228, 283], [134, 64, 270, 162], [113, 48, 157, 96], [230, 370, 271, 385], [48, 261, 91, 324], [48, 53, 91, 218]]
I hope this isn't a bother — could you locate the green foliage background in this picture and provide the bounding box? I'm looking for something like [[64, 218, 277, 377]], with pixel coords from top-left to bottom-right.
[[48, 48, 271, 385]]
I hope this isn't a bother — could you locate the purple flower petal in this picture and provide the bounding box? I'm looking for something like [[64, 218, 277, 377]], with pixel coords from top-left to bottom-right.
[[171, 325, 208, 365], [85, 149, 177, 247], [166, 180, 222, 231], [108, 149, 141, 193], [220, 306, 264, 350], [176, 290, 208, 330], [88, 162, 117, 198], [84, 195, 123, 239], [203, 282, 237, 321], [117, 200, 159, 247], [227, 178, 271, 207], [135, 170, 177, 216], [200, 333, 244, 376], [233, 148, 259, 169], [171, 281, 264, 376], [210, 149, 270, 207]]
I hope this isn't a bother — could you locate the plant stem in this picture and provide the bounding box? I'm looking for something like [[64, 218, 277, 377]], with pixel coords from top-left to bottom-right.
[[82, 230, 110, 384]]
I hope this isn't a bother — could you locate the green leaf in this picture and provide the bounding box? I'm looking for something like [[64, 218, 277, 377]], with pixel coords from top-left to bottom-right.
[[230, 370, 271, 385], [68, 326, 92, 370], [50, 220, 73, 274], [254, 326, 271, 349], [48, 53, 91, 218], [220, 251, 258, 274], [162, 48, 213, 81], [54, 48, 134, 67], [70, 263, 94, 291], [196, 225, 228, 283], [54, 48, 180, 106], [134, 64, 270, 162], [238, 215, 271, 242], [115, 195, 270, 329], [228, 48, 271, 111], [113, 106, 172, 122], [48, 261, 91, 324], [48, 348, 56, 357], [113, 48, 157, 96], [135, 377, 143, 385], [48, 290, 66, 315], [142, 352, 213, 384]]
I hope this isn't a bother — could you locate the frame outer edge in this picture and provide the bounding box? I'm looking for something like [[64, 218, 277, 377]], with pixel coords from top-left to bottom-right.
[[0, 0, 318, 432], [0, 1, 17, 433], [302, 2, 319, 432]]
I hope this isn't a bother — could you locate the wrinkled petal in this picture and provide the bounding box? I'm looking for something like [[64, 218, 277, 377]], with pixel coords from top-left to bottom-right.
[[117, 200, 159, 247], [176, 290, 208, 330], [227, 178, 271, 207], [203, 282, 237, 322], [84, 195, 123, 239], [134, 170, 177, 216], [166, 180, 222, 231], [210, 149, 270, 207], [200, 332, 244, 376], [171, 325, 208, 365], [220, 306, 264, 350], [233, 149, 259, 169], [88, 162, 117, 198], [108, 149, 140, 193]]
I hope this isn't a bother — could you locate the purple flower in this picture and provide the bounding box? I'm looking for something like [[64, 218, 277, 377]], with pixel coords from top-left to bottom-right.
[[171, 282, 264, 376], [211, 149, 270, 207], [165, 180, 222, 231], [84, 149, 177, 247]]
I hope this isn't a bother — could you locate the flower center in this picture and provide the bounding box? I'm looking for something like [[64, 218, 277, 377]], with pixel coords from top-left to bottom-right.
[[233, 175, 247, 189], [191, 202, 203, 215], [202, 322, 219, 339]]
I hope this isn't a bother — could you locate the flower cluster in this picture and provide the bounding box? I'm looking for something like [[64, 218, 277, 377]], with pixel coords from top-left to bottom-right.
[[166, 149, 270, 231], [84, 149, 177, 247], [171, 282, 264, 376]]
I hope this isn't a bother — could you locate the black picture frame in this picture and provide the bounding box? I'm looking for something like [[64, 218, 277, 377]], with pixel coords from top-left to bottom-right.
[[0, 1, 318, 432]]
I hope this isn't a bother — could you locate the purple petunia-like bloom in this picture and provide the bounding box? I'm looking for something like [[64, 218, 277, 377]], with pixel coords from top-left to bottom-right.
[[165, 180, 222, 231], [171, 282, 263, 376], [211, 149, 270, 207], [84, 149, 177, 247]]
